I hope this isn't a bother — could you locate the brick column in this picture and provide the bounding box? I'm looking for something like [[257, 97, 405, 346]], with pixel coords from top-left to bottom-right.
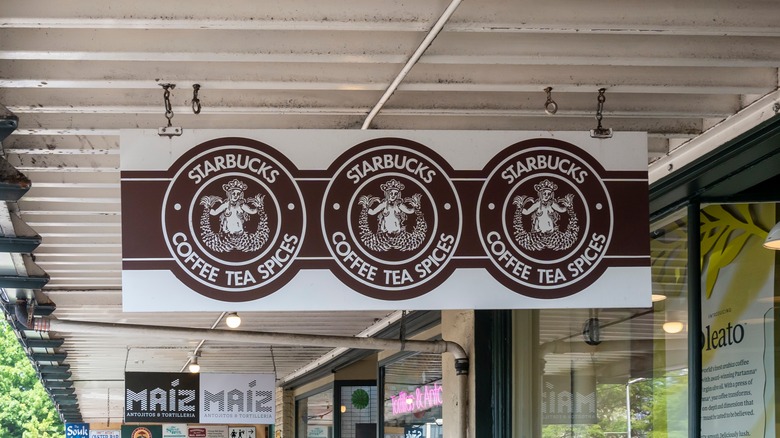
[[275, 387, 294, 438]]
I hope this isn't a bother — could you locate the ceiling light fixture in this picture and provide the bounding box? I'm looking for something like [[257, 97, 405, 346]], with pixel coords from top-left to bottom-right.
[[661, 309, 685, 334], [662, 321, 685, 334], [763, 221, 780, 250], [188, 354, 200, 373], [225, 312, 241, 328]]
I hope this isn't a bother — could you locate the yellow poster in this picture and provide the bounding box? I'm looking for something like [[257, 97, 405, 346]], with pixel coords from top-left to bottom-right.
[[700, 203, 776, 437]]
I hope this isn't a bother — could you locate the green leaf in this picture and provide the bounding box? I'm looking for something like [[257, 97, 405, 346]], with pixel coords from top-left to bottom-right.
[[704, 231, 750, 299]]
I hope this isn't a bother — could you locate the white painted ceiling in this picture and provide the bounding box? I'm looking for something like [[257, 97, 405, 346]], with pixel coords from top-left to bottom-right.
[[0, 0, 778, 426]]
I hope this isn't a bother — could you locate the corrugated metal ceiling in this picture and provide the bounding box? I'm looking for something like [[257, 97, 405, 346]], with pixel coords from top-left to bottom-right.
[[1, 0, 778, 426]]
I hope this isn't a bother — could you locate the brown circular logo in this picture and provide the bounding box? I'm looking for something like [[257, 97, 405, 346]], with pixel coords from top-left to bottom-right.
[[321, 139, 461, 299], [131, 428, 152, 438], [162, 138, 305, 301], [477, 139, 613, 298]]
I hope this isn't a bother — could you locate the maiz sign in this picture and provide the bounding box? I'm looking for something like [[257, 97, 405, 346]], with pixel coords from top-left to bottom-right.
[[199, 373, 275, 424], [125, 372, 199, 423], [121, 130, 650, 311], [125, 372, 274, 424]]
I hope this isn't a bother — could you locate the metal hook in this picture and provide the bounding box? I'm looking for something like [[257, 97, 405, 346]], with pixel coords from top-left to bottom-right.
[[543, 87, 558, 115], [158, 83, 182, 137], [191, 84, 202, 115], [590, 88, 613, 138], [159, 83, 175, 127]]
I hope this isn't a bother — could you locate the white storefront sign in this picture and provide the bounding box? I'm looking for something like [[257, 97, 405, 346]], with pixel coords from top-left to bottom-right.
[[121, 130, 650, 311], [199, 373, 275, 424]]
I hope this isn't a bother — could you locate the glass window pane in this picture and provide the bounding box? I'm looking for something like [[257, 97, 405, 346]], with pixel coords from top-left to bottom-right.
[[340, 385, 378, 438], [382, 353, 443, 438], [297, 388, 334, 438], [515, 208, 689, 437]]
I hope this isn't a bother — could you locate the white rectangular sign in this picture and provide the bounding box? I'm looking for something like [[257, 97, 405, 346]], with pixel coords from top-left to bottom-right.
[[162, 424, 188, 438], [121, 130, 650, 311], [90, 431, 120, 438], [228, 427, 256, 438], [199, 373, 275, 424]]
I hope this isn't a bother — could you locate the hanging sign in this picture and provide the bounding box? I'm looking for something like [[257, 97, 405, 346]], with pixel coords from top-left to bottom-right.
[[199, 373, 275, 424], [124, 372, 199, 423], [123, 372, 274, 424], [121, 130, 650, 310]]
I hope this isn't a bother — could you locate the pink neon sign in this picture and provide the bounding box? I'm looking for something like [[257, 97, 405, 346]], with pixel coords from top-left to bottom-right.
[[390, 383, 443, 415]]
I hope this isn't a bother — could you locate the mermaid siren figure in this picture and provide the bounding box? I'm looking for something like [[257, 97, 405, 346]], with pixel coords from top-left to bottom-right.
[[358, 179, 427, 252], [512, 179, 579, 251], [199, 178, 270, 252]]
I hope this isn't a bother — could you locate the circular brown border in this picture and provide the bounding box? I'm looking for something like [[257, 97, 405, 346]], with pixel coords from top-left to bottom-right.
[[321, 138, 461, 300], [161, 138, 305, 302], [477, 138, 613, 299]]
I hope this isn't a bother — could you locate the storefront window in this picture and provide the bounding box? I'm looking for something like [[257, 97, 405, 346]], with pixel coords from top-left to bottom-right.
[[297, 388, 334, 438], [382, 352, 443, 438], [514, 209, 690, 437], [339, 385, 378, 438]]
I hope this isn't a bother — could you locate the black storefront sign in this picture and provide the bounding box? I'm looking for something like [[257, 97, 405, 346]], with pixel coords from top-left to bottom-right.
[[124, 372, 199, 422]]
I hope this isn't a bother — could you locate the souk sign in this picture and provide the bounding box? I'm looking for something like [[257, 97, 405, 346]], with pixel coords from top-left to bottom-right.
[[121, 130, 650, 311], [391, 383, 444, 415]]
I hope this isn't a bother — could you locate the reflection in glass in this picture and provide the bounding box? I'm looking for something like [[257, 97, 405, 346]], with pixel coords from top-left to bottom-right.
[[383, 352, 443, 438], [298, 388, 334, 438], [340, 385, 377, 438], [527, 209, 690, 436]]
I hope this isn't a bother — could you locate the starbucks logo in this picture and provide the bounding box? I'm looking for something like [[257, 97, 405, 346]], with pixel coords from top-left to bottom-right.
[[161, 138, 305, 301], [321, 139, 461, 300], [477, 139, 613, 298]]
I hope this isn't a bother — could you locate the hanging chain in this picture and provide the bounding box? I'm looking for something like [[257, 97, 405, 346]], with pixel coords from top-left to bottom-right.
[[543, 87, 558, 115], [191, 84, 202, 115], [160, 83, 175, 127], [595, 88, 606, 130], [158, 83, 182, 137], [590, 87, 613, 138], [399, 310, 407, 349], [270, 345, 278, 381]]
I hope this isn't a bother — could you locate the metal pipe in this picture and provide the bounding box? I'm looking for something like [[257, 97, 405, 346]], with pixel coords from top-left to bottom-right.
[[48, 318, 468, 365], [179, 311, 226, 373], [360, 0, 463, 130]]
